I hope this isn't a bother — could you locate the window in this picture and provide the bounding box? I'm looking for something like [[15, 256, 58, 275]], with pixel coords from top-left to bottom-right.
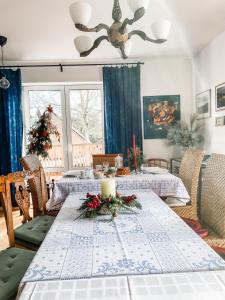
[[23, 84, 104, 171]]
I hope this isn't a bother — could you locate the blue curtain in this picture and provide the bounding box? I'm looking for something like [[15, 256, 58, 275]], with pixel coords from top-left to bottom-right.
[[0, 69, 23, 204], [103, 65, 142, 158]]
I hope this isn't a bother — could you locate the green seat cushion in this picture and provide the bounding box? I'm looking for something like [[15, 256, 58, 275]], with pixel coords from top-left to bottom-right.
[[0, 247, 35, 300], [14, 215, 55, 247]]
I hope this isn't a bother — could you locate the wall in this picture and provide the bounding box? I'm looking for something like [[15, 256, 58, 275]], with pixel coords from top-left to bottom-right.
[[22, 56, 194, 160], [141, 57, 193, 160], [194, 30, 225, 154]]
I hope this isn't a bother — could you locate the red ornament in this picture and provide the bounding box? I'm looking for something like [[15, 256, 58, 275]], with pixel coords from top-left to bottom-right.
[[87, 197, 101, 209], [42, 131, 48, 137]]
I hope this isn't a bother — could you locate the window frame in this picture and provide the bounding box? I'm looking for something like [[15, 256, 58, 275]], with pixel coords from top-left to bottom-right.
[[65, 84, 104, 170], [23, 83, 104, 172]]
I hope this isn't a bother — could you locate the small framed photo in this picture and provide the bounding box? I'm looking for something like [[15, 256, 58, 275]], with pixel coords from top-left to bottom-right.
[[215, 116, 225, 127], [216, 82, 225, 111], [196, 89, 211, 119]]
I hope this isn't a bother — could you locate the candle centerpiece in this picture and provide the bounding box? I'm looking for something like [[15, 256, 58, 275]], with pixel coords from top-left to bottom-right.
[[78, 190, 142, 219], [127, 134, 144, 172], [101, 178, 116, 197]]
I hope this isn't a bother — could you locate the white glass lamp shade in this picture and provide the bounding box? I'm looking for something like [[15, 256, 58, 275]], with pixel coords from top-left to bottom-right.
[[69, 1, 92, 26], [74, 36, 92, 54], [151, 20, 171, 40], [0, 76, 10, 89], [127, 0, 149, 12]]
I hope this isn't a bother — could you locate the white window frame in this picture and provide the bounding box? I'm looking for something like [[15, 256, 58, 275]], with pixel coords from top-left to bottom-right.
[[65, 84, 104, 170], [23, 83, 104, 172]]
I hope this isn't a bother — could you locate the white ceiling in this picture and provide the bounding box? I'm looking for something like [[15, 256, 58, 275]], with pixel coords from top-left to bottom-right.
[[1, 0, 225, 62]]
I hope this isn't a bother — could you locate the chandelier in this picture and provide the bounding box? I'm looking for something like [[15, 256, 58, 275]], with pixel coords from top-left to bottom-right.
[[0, 36, 10, 89], [69, 0, 171, 59]]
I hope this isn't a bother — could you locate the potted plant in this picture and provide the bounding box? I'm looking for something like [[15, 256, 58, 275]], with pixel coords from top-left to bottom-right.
[[167, 114, 204, 155]]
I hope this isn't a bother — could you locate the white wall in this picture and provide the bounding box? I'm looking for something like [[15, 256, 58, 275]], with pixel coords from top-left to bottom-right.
[[22, 65, 102, 83], [141, 57, 194, 160], [194, 30, 225, 154], [22, 56, 194, 160]]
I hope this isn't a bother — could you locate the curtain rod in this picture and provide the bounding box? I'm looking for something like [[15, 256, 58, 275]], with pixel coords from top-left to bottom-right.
[[0, 62, 144, 71]]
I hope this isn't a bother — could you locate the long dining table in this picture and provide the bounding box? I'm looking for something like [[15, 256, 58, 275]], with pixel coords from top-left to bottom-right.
[[18, 190, 225, 299], [47, 171, 190, 211]]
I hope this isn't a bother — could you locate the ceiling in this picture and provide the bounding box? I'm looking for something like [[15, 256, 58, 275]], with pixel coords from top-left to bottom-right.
[[1, 0, 225, 62]]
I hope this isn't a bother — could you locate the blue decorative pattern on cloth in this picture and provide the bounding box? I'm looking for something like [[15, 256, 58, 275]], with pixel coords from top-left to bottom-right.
[[47, 173, 190, 210], [23, 190, 225, 283]]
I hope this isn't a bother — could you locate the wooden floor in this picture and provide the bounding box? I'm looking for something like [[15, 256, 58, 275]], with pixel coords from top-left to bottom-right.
[[0, 208, 23, 250]]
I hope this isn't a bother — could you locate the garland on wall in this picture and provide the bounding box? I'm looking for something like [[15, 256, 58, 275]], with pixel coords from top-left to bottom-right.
[[27, 105, 60, 158]]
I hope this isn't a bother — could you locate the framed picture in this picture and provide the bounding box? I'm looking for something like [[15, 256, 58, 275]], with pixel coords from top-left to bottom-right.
[[143, 95, 181, 139], [216, 82, 225, 111], [215, 116, 225, 127], [196, 89, 211, 119]]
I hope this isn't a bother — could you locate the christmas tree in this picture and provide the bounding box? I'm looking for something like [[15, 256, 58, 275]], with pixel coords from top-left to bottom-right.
[[27, 105, 60, 158]]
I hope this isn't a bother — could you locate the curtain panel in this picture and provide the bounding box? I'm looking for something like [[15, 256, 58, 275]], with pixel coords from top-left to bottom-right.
[[103, 65, 142, 158], [0, 69, 23, 177]]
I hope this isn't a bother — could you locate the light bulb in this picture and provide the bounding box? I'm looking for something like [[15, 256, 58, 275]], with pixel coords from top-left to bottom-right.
[[0, 76, 10, 89]]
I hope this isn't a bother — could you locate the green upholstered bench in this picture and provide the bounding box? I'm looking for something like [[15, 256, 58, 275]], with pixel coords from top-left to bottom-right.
[[14, 215, 55, 250], [0, 247, 35, 300]]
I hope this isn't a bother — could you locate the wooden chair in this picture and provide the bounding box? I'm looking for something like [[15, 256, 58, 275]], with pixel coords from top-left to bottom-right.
[[2, 171, 55, 251], [20, 154, 55, 217], [200, 154, 225, 248], [92, 154, 123, 168], [147, 158, 169, 170], [168, 149, 204, 220], [0, 176, 35, 300]]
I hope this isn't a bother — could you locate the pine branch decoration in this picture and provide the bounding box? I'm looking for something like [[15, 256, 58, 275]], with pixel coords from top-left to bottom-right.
[[27, 105, 60, 158]]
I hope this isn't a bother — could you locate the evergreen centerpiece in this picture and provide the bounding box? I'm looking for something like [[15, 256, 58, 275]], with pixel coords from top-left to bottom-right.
[[78, 193, 142, 219], [27, 105, 60, 158]]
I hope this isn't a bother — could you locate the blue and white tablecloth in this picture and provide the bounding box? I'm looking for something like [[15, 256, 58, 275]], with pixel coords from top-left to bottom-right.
[[47, 173, 190, 210], [23, 190, 225, 284]]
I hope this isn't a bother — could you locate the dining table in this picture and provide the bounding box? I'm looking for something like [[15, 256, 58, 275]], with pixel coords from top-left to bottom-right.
[[18, 190, 225, 299], [47, 170, 190, 211]]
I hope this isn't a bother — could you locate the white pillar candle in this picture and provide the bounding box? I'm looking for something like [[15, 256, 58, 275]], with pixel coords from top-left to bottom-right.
[[101, 178, 116, 197]]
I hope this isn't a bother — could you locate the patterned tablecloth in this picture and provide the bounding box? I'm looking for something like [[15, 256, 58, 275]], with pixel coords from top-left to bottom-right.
[[22, 190, 225, 286], [47, 173, 190, 210]]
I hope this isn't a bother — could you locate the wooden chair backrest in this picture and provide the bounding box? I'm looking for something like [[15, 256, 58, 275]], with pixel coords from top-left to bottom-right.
[[20, 154, 48, 216], [201, 153, 225, 237], [92, 154, 123, 168], [0, 176, 5, 193], [1, 171, 36, 246], [0, 176, 7, 228], [147, 158, 169, 170], [179, 149, 204, 209]]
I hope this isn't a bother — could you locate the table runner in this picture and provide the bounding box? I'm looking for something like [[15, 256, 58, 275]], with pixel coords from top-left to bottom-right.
[[22, 190, 225, 284], [47, 173, 189, 210]]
